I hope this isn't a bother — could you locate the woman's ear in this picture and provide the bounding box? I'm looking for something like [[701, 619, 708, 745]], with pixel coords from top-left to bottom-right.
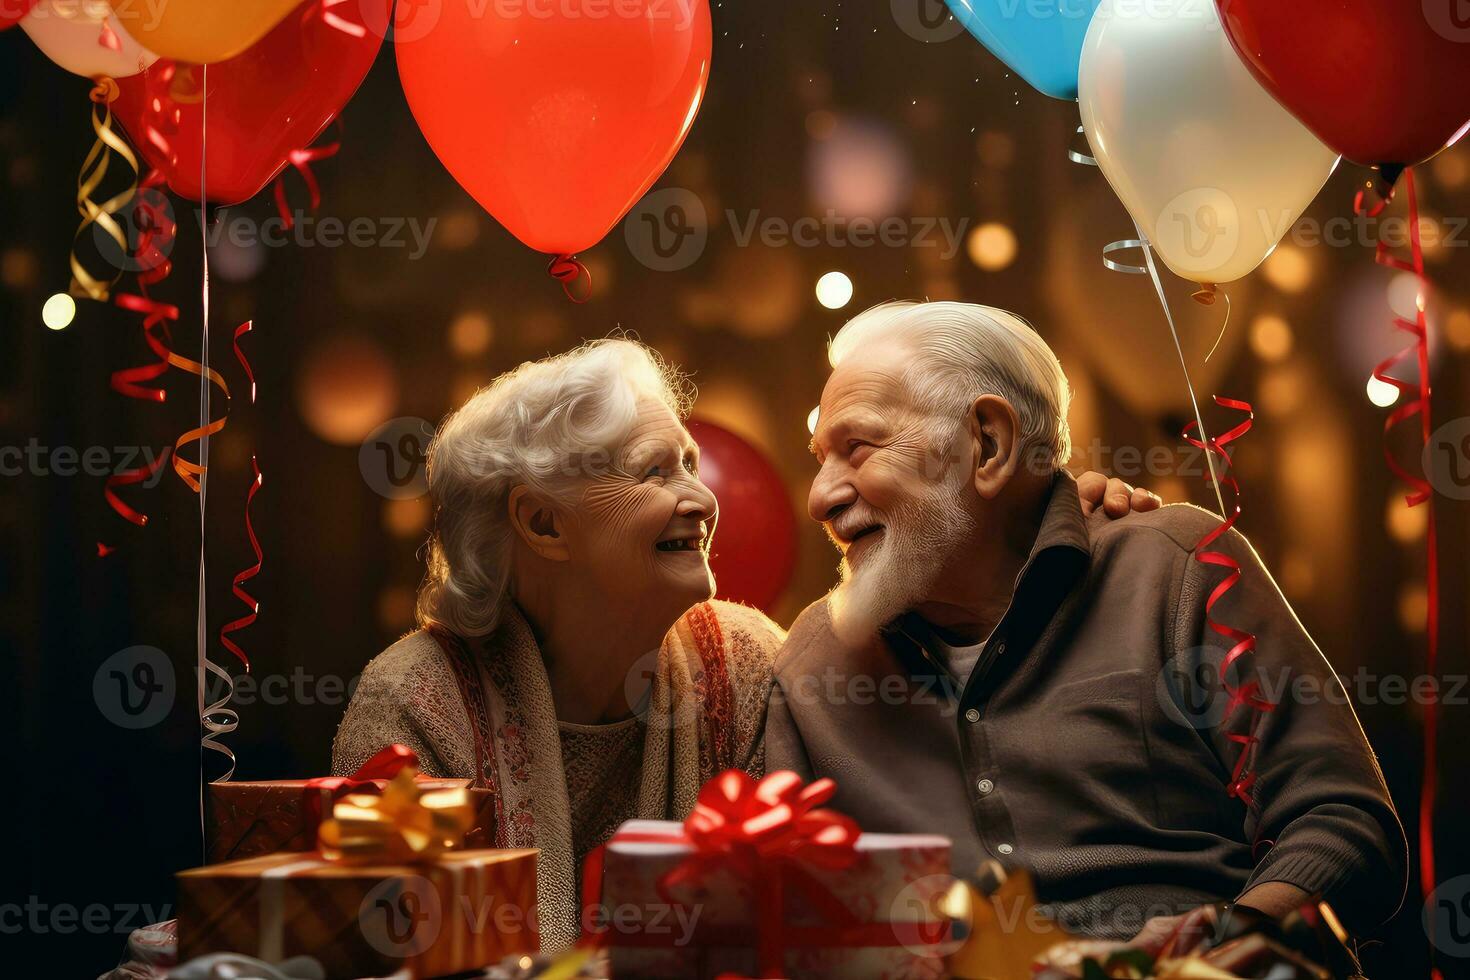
[[508, 486, 571, 561], [966, 394, 1022, 499]]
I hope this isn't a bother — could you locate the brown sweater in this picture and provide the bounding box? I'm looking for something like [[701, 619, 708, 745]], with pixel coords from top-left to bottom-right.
[[766, 473, 1407, 937]]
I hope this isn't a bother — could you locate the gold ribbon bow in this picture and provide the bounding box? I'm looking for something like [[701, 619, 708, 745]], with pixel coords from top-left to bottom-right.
[[317, 766, 476, 865]]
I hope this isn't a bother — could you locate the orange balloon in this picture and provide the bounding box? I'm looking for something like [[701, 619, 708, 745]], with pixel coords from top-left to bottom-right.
[[396, 0, 712, 257], [106, 0, 304, 64]]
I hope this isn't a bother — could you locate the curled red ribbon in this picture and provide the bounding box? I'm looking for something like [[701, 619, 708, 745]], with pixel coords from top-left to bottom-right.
[[217, 321, 262, 671], [272, 121, 344, 230], [1353, 167, 1439, 966], [1182, 397, 1274, 806], [302, 743, 420, 829], [548, 253, 593, 303]]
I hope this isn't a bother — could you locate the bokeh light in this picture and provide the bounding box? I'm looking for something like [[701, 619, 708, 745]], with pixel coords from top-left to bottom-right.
[[815, 271, 853, 309], [1385, 491, 1428, 544], [296, 335, 399, 445], [1261, 245, 1313, 293], [1366, 374, 1399, 408], [967, 222, 1017, 272], [806, 405, 820, 435], [806, 116, 912, 219], [1249, 314, 1293, 362], [448, 310, 494, 358], [41, 293, 75, 331], [1397, 582, 1428, 634]]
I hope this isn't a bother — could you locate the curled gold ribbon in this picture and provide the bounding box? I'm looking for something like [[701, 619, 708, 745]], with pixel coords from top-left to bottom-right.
[[318, 767, 477, 865], [71, 77, 138, 302]]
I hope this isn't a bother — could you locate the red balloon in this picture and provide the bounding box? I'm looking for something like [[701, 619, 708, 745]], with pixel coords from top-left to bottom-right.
[[113, 0, 387, 205], [396, 0, 711, 257], [0, 0, 36, 30], [1216, 0, 1470, 175], [687, 419, 797, 614]]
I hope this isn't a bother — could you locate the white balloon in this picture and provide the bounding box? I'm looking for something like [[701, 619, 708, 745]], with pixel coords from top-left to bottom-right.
[[21, 0, 157, 79], [1078, 0, 1339, 286]]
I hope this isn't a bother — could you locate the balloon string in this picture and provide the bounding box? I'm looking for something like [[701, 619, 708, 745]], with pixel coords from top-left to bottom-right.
[[272, 120, 344, 230], [548, 253, 593, 303], [1194, 284, 1232, 364], [1355, 167, 1438, 970], [71, 77, 137, 302], [1073, 123, 1268, 805]]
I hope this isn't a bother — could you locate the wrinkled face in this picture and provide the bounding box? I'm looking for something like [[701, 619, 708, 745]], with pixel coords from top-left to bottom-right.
[[570, 399, 718, 616], [808, 340, 975, 642]]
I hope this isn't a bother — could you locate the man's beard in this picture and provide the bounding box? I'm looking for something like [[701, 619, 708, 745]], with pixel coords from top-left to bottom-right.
[[826, 474, 975, 647]]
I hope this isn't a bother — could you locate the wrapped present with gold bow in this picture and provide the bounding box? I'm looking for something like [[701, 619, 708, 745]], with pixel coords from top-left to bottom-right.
[[178, 764, 538, 979], [583, 769, 954, 978], [206, 744, 499, 863]]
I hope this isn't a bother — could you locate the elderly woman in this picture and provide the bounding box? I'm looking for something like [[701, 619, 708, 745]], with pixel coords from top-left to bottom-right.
[[331, 337, 1152, 951]]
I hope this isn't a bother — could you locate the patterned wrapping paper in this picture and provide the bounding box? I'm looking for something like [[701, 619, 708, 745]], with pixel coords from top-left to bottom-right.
[[597, 819, 954, 979], [207, 779, 499, 863], [177, 848, 538, 979]]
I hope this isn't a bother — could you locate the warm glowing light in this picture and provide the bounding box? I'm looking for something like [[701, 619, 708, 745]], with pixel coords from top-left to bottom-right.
[[1397, 582, 1428, 634], [1262, 246, 1312, 293], [448, 311, 494, 357], [1446, 308, 1470, 351], [42, 293, 76, 330], [815, 271, 853, 309], [967, 223, 1017, 272], [384, 497, 431, 538], [805, 109, 837, 140], [1248, 314, 1292, 362], [296, 336, 400, 445], [807, 405, 820, 435], [1386, 492, 1428, 544], [1386, 272, 1424, 320], [1366, 374, 1399, 408]]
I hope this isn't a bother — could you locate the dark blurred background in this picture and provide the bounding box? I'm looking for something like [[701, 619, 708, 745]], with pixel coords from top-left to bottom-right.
[[3, 2, 1468, 976]]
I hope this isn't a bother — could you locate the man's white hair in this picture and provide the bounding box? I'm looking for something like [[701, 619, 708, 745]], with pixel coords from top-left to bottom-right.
[[828, 301, 1072, 472], [418, 338, 694, 638]]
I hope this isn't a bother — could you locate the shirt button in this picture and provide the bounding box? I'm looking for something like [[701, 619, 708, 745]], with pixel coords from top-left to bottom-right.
[[997, 842, 1014, 856], [964, 708, 981, 723], [994, 640, 1007, 656], [976, 778, 994, 795]]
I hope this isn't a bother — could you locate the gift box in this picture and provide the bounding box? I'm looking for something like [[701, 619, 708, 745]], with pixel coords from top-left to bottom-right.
[[207, 777, 498, 863], [206, 744, 499, 864], [178, 847, 538, 979], [181, 760, 536, 979], [587, 771, 954, 979]]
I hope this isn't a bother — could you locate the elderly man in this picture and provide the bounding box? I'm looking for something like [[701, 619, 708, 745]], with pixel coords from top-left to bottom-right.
[[766, 301, 1406, 940]]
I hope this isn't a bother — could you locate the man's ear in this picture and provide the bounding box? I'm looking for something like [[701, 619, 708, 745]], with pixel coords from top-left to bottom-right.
[[966, 394, 1022, 499], [508, 486, 571, 561]]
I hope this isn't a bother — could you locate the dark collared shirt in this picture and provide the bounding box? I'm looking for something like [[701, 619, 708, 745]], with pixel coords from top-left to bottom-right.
[[766, 473, 1406, 937]]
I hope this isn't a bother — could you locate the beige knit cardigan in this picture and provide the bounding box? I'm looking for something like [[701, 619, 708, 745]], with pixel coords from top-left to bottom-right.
[[331, 599, 785, 952]]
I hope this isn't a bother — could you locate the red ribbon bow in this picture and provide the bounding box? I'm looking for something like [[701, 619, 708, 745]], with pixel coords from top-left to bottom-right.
[[301, 743, 419, 828]]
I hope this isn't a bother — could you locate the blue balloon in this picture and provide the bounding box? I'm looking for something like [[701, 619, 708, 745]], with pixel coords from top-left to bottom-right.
[[943, 0, 1101, 101]]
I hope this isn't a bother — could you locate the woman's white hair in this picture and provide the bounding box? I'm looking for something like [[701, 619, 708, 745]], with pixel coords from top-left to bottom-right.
[[828, 300, 1072, 472], [417, 338, 695, 638]]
